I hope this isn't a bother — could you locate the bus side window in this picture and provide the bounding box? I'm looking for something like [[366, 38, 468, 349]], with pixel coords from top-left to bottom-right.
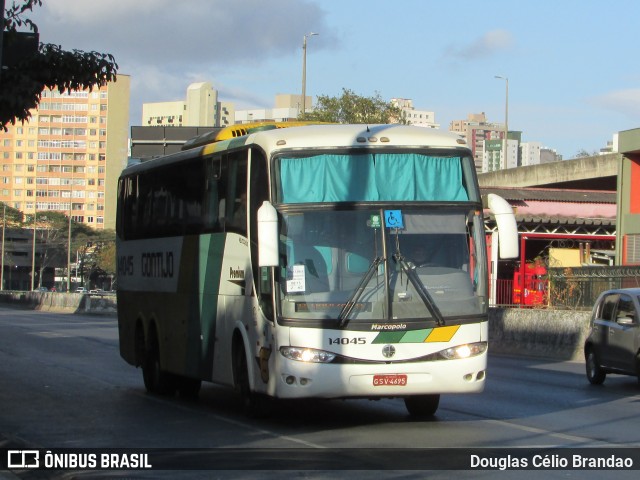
[[139, 176, 154, 236], [119, 177, 139, 240], [178, 158, 204, 234], [203, 157, 226, 232], [224, 152, 247, 234]]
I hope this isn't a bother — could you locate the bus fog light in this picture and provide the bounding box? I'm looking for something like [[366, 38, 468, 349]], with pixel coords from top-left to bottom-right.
[[440, 342, 487, 360], [299, 378, 309, 386], [285, 375, 296, 385]]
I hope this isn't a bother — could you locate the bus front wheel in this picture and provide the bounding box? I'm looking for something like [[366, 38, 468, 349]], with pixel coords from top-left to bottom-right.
[[234, 340, 271, 418], [404, 394, 440, 418]]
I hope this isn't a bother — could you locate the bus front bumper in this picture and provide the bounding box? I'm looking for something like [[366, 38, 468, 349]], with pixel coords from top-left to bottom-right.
[[272, 352, 487, 399]]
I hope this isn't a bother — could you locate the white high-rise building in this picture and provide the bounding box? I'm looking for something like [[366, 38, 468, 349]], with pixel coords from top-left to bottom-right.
[[142, 82, 235, 127], [391, 98, 439, 128], [520, 141, 542, 167]]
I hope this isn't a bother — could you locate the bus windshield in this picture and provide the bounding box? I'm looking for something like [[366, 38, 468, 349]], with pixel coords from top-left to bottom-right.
[[275, 152, 477, 203], [277, 207, 487, 324]]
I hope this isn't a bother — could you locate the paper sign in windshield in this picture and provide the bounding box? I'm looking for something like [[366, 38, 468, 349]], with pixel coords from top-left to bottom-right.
[[286, 265, 306, 292]]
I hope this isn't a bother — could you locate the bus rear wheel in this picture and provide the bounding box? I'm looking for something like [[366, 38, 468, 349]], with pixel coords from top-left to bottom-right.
[[176, 376, 202, 400], [142, 333, 177, 395], [404, 394, 440, 418]]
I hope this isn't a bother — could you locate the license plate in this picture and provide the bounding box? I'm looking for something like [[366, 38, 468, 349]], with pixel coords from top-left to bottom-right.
[[373, 374, 407, 386]]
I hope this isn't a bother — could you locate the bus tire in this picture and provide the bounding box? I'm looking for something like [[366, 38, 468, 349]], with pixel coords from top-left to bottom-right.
[[142, 330, 177, 395], [177, 376, 202, 400], [404, 394, 440, 418], [234, 339, 271, 418]]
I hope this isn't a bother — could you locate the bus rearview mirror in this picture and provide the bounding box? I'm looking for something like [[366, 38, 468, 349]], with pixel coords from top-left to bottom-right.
[[257, 201, 279, 267]]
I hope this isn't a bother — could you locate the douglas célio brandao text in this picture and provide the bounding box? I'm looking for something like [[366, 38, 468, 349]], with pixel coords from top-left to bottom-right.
[[470, 453, 634, 470]]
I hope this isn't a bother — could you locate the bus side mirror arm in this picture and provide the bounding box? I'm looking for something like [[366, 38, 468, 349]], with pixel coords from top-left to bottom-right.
[[257, 201, 279, 267], [484, 193, 519, 259]]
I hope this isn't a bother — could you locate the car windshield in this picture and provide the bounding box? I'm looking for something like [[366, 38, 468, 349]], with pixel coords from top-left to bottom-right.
[[276, 207, 487, 324]]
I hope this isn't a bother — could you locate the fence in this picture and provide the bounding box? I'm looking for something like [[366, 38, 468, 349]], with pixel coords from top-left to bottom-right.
[[493, 266, 640, 310], [547, 266, 640, 310]]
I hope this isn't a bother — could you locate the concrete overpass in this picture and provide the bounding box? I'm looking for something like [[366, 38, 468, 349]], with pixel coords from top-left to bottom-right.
[[477, 153, 620, 190]]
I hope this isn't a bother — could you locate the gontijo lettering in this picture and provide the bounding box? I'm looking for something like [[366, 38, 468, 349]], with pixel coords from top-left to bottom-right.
[[141, 252, 174, 278]]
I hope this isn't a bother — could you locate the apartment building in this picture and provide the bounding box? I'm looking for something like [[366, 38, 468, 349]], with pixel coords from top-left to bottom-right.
[[0, 75, 130, 230], [390, 98, 439, 128], [142, 81, 235, 127], [235, 94, 307, 123], [449, 112, 506, 172], [482, 137, 519, 172], [520, 141, 543, 167]]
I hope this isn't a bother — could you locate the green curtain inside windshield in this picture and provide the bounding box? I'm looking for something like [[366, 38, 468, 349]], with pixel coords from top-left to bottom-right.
[[279, 154, 469, 203]]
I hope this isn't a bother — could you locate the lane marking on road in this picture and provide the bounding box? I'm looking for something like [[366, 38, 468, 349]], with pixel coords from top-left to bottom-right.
[[137, 390, 327, 449], [482, 418, 638, 447]]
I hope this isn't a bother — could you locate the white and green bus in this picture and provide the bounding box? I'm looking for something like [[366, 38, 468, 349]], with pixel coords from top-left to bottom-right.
[[116, 123, 517, 417]]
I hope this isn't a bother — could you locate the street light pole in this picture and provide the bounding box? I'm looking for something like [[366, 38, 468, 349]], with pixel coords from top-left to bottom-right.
[[67, 214, 71, 292], [301, 32, 318, 115], [31, 211, 36, 291], [495, 75, 509, 168]]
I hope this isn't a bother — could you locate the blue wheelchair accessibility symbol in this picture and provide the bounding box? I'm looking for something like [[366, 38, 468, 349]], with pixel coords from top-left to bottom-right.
[[384, 210, 404, 229]]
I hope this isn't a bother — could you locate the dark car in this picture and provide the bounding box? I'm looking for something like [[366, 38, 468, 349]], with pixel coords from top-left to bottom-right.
[[584, 288, 640, 385]]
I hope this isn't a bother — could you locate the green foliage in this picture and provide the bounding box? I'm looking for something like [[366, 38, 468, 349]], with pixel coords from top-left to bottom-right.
[[3, 0, 40, 33], [574, 149, 600, 158], [300, 88, 405, 124], [1, 0, 119, 128], [94, 238, 116, 277], [0, 201, 24, 226]]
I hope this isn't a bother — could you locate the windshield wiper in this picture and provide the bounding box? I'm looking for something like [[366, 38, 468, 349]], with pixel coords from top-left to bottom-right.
[[393, 252, 445, 326], [337, 256, 383, 328]]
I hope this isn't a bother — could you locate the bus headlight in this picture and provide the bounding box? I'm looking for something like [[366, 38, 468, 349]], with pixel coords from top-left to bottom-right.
[[440, 342, 487, 360], [280, 346, 336, 363]]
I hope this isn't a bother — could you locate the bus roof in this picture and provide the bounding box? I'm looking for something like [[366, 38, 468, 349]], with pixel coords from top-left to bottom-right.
[[203, 124, 469, 156], [121, 124, 469, 177], [181, 121, 332, 151]]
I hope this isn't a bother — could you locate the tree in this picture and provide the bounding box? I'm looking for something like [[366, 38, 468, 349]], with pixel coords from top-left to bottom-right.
[[0, 201, 24, 226], [25, 211, 95, 289], [32, 211, 68, 289], [1, 0, 119, 128], [300, 88, 405, 124], [92, 234, 116, 289], [574, 149, 599, 158]]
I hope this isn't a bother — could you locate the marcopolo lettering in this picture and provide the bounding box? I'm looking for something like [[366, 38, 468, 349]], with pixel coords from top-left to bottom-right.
[[141, 252, 174, 278]]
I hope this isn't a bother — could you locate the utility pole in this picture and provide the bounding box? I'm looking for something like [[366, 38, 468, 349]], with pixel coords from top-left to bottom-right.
[[31, 212, 36, 290], [495, 75, 509, 168], [67, 215, 71, 292]]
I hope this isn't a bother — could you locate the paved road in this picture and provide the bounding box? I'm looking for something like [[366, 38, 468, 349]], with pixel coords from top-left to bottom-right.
[[0, 307, 639, 479]]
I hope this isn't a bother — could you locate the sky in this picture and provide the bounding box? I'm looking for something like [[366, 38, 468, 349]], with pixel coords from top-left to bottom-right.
[[26, 0, 640, 159]]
